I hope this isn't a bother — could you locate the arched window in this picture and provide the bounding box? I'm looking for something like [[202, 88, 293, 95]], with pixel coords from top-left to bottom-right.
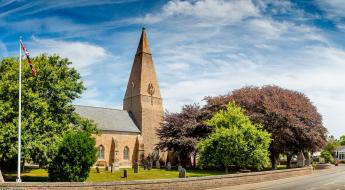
[[98, 145, 105, 160], [123, 146, 129, 160]]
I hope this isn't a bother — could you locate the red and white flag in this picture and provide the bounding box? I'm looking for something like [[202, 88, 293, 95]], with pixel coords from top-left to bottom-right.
[[20, 40, 36, 76]]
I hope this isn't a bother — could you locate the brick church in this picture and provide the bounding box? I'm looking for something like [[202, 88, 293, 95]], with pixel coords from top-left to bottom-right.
[[75, 28, 164, 168]]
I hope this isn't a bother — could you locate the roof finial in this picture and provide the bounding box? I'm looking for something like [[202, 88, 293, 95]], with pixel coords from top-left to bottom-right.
[[136, 26, 151, 54]]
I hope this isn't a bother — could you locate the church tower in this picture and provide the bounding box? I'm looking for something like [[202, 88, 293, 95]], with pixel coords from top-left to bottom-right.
[[123, 28, 164, 157]]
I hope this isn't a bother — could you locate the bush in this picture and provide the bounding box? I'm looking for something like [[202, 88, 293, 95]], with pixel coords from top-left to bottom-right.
[[197, 102, 271, 171], [320, 150, 334, 164], [48, 130, 97, 182]]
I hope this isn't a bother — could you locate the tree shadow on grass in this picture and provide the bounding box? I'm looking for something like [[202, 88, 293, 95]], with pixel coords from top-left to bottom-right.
[[3, 168, 49, 182], [4, 174, 48, 182]]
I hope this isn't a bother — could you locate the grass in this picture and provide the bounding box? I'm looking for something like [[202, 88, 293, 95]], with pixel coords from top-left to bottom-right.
[[3, 167, 226, 182], [87, 167, 225, 182], [3, 165, 288, 182], [3, 168, 49, 182]]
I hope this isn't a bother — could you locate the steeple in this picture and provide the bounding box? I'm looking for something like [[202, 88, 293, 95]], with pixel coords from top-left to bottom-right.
[[123, 28, 163, 158], [124, 28, 162, 100], [136, 28, 151, 55]]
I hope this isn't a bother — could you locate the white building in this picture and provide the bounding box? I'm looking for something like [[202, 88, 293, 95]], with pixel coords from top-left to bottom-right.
[[335, 146, 345, 160]]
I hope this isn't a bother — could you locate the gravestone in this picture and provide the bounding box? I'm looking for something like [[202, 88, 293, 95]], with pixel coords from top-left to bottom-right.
[[112, 162, 120, 173], [133, 162, 139, 173], [178, 168, 187, 178], [297, 152, 305, 167], [0, 169, 4, 182], [155, 160, 160, 168], [178, 165, 183, 172], [166, 162, 171, 170], [96, 167, 100, 173], [108, 165, 112, 172], [123, 169, 128, 178], [148, 162, 152, 170]]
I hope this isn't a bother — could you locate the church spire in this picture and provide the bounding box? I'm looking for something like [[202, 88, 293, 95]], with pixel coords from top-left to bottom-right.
[[136, 27, 151, 55], [123, 28, 161, 100], [123, 28, 164, 157]]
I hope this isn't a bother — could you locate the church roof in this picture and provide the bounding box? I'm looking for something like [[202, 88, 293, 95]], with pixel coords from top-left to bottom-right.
[[74, 105, 140, 133]]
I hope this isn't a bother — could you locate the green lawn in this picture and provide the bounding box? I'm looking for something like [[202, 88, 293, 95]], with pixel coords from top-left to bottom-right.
[[3, 165, 288, 182], [3, 167, 226, 182]]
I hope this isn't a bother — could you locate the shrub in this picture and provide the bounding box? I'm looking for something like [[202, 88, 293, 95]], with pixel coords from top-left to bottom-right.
[[320, 150, 334, 164], [197, 102, 271, 171], [48, 130, 97, 182]]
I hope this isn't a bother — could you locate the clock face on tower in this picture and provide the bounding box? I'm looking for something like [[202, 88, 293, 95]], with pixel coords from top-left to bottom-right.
[[148, 82, 155, 96]]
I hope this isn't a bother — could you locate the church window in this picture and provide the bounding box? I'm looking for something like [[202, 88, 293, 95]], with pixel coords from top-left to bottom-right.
[[98, 145, 105, 160], [124, 146, 129, 160]]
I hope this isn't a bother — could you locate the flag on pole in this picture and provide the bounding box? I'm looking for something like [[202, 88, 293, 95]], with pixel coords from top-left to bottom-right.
[[20, 41, 36, 76]]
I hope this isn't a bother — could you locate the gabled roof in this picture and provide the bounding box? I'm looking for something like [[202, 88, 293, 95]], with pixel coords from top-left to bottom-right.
[[74, 105, 140, 133]]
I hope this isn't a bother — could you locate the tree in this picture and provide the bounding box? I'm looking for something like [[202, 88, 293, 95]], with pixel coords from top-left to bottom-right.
[[156, 104, 211, 167], [204, 85, 327, 169], [339, 135, 345, 146], [323, 136, 340, 153], [0, 55, 97, 168], [198, 102, 271, 172], [48, 130, 97, 182], [320, 150, 334, 164], [322, 136, 340, 161]]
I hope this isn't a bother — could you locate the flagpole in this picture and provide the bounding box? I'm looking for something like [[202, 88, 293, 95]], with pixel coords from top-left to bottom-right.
[[16, 36, 22, 183]]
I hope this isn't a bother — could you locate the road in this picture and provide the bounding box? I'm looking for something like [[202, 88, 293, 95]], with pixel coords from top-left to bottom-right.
[[212, 165, 345, 190]]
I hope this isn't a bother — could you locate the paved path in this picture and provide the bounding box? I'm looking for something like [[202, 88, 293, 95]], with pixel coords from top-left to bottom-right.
[[212, 165, 345, 190]]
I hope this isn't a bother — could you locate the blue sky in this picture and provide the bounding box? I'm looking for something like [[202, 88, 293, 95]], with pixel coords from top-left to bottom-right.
[[1, 0, 345, 138]]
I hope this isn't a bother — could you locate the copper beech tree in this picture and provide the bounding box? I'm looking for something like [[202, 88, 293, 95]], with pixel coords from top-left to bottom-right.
[[204, 85, 327, 169], [156, 104, 211, 167]]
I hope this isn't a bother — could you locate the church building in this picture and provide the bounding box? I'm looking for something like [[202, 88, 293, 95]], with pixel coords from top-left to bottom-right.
[[75, 28, 164, 168]]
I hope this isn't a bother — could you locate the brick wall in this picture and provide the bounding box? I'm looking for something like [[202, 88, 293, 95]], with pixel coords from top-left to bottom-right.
[[0, 166, 313, 190]]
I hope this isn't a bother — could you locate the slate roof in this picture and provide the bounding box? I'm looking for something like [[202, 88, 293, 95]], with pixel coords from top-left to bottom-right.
[[74, 105, 140, 133]]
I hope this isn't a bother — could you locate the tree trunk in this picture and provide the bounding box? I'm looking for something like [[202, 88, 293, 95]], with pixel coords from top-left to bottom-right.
[[270, 152, 279, 170], [22, 159, 25, 172], [225, 166, 229, 174], [193, 154, 196, 168], [286, 154, 292, 169]]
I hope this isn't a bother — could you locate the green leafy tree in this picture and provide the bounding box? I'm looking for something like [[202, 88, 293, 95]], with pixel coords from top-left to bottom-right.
[[339, 135, 345, 146], [48, 130, 97, 182], [0, 55, 97, 168], [198, 102, 271, 171], [204, 85, 327, 169], [320, 150, 334, 163], [323, 136, 340, 153], [322, 136, 340, 161]]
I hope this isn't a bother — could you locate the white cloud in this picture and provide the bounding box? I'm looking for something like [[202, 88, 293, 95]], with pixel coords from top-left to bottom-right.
[[4, 0, 344, 138], [163, 0, 258, 19], [316, 0, 345, 18], [126, 0, 259, 26], [133, 0, 345, 138], [246, 19, 288, 38], [30, 37, 111, 76], [27, 38, 119, 109]]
